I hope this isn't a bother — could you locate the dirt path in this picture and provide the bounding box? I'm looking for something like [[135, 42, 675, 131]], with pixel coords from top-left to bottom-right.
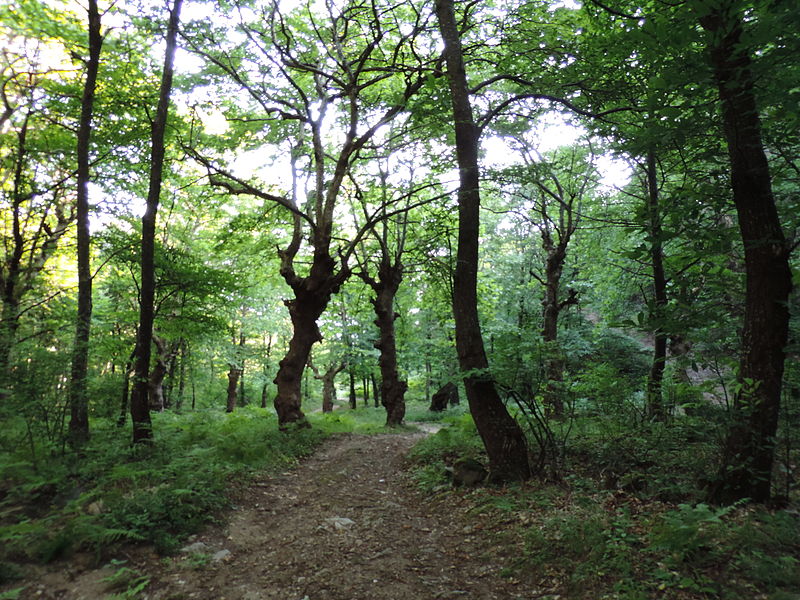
[[27, 431, 530, 599]]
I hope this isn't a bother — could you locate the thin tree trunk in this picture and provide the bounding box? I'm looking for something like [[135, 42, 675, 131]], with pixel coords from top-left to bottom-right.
[[238, 332, 246, 406], [349, 370, 357, 409], [117, 349, 135, 427], [261, 334, 272, 409], [130, 0, 183, 443], [310, 360, 345, 413], [148, 336, 175, 412], [176, 339, 186, 412], [701, 4, 793, 504], [645, 149, 668, 421], [371, 374, 379, 409], [541, 245, 569, 418], [435, 0, 530, 482], [68, 0, 102, 447]]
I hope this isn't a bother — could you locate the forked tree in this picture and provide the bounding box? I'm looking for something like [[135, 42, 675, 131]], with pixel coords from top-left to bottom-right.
[[184, 0, 438, 429]]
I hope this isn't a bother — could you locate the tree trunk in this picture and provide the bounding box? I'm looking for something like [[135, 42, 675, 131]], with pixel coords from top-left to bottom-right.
[[226, 364, 242, 413], [645, 149, 668, 421], [261, 334, 272, 409], [176, 339, 186, 412], [348, 370, 357, 410], [148, 336, 175, 412], [701, 4, 793, 504], [371, 374, 379, 408], [362, 259, 407, 426], [310, 359, 345, 413], [130, 0, 183, 443], [373, 284, 407, 425], [273, 285, 331, 427], [541, 245, 568, 418], [68, 0, 102, 447], [0, 295, 20, 400], [117, 349, 135, 427], [435, 0, 530, 482]]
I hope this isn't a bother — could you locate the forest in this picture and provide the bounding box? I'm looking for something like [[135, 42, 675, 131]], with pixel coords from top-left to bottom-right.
[[1, 0, 799, 597]]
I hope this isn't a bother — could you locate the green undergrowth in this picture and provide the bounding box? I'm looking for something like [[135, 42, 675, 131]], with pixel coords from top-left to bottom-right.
[[408, 412, 800, 599], [407, 411, 484, 489], [0, 406, 328, 578]]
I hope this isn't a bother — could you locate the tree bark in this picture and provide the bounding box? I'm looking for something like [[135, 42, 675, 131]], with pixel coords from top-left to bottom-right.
[[541, 244, 575, 418], [310, 359, 345, 413], [700, 3, 792, 504], [273, 272, 339, 427], [226, 364, 242, 413], [130, 0, 183, 443], [435, 0, 530, 482], [360, 258, 407, 426], [148, 336, 176, 412], [117, 349, 135, 427], [645, 149, 668, 421], [348, 370, 357, 410], [68, 0, 102, 447]]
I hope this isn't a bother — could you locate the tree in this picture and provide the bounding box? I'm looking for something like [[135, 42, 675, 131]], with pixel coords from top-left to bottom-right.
[[434, 0, 530, 482], [698, 0, 793, 504], [0, 15, 76, 401], [184, 0, 436, 429], [68, 0, 103, 446], [130, 0, 183, 444]]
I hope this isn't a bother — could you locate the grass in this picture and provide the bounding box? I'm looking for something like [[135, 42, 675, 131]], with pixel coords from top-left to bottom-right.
[[0, 406, 326, 575], [0, 399, 448, 584], [406, 410, 800, 600]]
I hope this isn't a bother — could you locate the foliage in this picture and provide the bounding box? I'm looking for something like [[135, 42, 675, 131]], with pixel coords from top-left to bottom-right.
[[409, 409, 800, 599], [0, 408, 326, 567]]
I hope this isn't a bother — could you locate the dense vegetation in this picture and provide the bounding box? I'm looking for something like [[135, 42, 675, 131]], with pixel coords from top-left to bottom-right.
[[1, 0, 798, 597]]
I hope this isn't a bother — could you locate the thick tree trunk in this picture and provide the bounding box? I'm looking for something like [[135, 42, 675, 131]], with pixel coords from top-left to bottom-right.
[[645, 149, 668, 421], [362, 259, 407, 426], [435, 0, 530, 482], [68, 0, 102, 447], [701, 5, 792, 504], [273, 285, 331, 427], [130, 0, 182, 443]]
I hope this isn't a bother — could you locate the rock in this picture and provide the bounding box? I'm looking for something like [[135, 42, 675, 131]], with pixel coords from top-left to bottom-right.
[[447, 458, 488, 487], [212, 549, 232, 562], [181, 541, 210, 554], [321, 516, 355, 532], [86, 500, 105, 515]]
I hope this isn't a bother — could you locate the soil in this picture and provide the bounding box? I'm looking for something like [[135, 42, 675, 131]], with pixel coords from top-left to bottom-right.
[[17, 430, 534, 600]]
